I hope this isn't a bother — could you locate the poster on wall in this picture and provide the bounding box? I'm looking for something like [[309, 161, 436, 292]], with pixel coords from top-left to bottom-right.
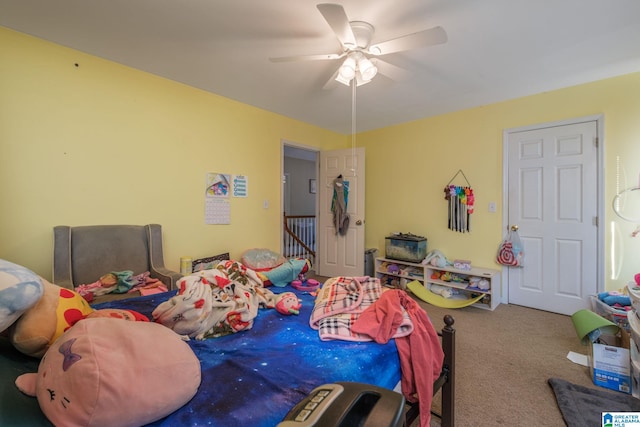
[[205, 199, 230, 224], [233, 175, 248, 197], [206, 173, 230, 198], [205, 173, 231, 224]]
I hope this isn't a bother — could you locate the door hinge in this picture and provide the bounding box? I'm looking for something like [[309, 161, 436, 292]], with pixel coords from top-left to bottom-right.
[[594, 136, 599, 147], [594, 216, 598, 226]]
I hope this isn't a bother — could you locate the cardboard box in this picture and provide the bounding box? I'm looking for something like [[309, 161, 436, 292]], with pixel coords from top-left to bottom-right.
[[589, 330, 631, 394]]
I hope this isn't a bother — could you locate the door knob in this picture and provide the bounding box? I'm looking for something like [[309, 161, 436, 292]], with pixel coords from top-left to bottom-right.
[[511, 225, 519, 231], [355, 220, 363, 225]]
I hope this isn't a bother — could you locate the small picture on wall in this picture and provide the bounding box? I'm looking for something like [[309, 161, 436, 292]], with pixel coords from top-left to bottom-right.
[[206, 173, 230, 198], [309, 179, 316, 194]]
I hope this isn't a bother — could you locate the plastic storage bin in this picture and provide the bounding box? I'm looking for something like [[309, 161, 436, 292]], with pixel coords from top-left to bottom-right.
[[364, 248, 378, 277], [631, 341, 640, 398], [590, 295, 630, 331], [627, 281, 640, 312], [385, 233, 427, 263], [628, 309, 640, 351]]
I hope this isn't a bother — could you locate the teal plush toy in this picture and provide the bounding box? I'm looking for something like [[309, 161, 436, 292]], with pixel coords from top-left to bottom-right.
[[0, 259, 44, 332]]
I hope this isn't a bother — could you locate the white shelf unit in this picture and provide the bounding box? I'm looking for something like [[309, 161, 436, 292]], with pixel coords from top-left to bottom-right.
[[375, 257, 500, 311], [375, 257, 426, 289]]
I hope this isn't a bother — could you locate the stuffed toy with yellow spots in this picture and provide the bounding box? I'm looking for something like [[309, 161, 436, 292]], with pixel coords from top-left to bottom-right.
[[1, 259, 150, 358], [8, 277, 94, 358]]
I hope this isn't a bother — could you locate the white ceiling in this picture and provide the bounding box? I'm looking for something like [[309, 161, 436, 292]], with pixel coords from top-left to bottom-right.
[[2, 0, 640, 134]]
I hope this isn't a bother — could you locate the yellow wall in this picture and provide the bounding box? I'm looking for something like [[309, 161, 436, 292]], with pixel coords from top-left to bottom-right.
[[0, 27, 346, 278], [361, 72, 640, 291], [2, 26, 639, 292]]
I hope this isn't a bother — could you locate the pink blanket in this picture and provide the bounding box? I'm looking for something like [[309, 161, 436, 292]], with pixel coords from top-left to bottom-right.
[[352, 289, 444, 427], [309, 276, 413, 341]]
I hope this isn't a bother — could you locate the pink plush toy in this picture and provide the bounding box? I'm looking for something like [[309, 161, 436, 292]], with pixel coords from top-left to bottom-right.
[[275, 292, 301, 315], [15, 317, 201, 427]]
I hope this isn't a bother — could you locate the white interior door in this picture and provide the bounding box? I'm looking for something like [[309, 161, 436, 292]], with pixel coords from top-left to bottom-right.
[[317, 147, 365, 278], [505, 119, 600, 315]]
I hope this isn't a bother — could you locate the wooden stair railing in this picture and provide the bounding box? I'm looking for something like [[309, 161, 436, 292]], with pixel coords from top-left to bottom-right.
[[283, 214, 316, 263]]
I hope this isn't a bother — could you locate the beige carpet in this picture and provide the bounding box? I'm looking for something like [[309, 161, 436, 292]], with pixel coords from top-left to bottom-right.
[[415, 296, 604, 426]]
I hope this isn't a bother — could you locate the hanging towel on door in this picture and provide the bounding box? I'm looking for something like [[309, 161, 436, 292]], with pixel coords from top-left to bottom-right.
[[331, 175, 350, 236]]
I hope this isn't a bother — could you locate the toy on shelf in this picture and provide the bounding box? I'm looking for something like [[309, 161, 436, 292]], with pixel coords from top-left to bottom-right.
[[387, 263, 400, 274], [469, 276, 490, 291], [440, 272, 452, 282], [453, 259, 472, 270], [422, 249, 451, 268], [429, 284, 458, 299], [449, 273, 468, 283]]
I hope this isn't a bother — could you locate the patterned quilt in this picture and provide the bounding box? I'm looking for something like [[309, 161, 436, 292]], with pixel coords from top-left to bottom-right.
[[152, 260, 279, 339], [310, 276, 414, 341]]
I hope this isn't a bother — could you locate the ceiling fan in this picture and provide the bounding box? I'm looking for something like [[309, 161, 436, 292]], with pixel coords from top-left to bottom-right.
[[269, 3, 447, 88]]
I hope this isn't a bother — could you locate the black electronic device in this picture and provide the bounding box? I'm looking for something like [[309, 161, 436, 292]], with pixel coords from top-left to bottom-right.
[[277, 382, 405, 427]]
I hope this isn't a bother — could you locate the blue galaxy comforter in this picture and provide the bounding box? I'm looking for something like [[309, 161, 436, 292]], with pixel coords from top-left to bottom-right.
[[94, 287, 401, 426]]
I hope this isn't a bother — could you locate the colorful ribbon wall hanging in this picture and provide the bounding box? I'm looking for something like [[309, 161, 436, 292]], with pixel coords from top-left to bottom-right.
[[444, 170, 474, 233]]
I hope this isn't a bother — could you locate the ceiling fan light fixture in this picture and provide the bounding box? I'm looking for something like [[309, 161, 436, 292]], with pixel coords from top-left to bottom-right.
[[355, 72, 373, 86], [335, 73, 352, 86], [338, 55, 356, 80], [358, 56, 377, 81]]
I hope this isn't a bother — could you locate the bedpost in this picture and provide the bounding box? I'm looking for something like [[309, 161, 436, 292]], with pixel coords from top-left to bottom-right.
[[440, 314, 456, 427]]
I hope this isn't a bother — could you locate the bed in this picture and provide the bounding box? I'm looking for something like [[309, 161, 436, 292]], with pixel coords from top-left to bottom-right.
[[0, 283, 455, 427]]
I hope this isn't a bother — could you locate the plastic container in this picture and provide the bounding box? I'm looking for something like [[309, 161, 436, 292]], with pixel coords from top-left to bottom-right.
[[590, 295, 630, 331], [180, 257, 192, 275], [627, 281, 640, 312], [628, 310, 640, 351], [385, 233, 427, 263], [631, 339, 640, 398], [364, 248, 378, 277]]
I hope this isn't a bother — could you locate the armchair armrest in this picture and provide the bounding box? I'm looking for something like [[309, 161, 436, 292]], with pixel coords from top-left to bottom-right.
[[150, 267, 183, 291], [146, 224, 182, 290]]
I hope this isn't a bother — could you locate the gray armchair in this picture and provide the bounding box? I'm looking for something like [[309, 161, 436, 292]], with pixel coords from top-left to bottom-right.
[[53, 224, 182, 296]]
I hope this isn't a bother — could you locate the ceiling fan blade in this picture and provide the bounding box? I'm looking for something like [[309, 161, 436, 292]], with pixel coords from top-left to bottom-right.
[[317, 3, 357, 48], [322, 69, 340, 90], [269, 52, 344, 62], [373, 59, 410, 81], [368, 26, 447, 55]]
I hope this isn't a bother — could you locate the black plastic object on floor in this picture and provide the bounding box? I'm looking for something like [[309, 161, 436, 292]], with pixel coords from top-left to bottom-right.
[[278, 382, 405, 427]]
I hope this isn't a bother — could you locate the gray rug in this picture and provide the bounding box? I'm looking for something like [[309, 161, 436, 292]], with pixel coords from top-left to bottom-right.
[[548, 378, 640, 427]]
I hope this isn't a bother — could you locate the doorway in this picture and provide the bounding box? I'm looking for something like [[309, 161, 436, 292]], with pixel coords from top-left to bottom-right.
[[503, 115, 603, 315], [316, 147, 366, 278], [282, 142, 319, 266]]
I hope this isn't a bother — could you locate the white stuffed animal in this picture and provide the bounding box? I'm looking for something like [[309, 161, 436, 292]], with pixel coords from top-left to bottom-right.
[[469, 277, 490, 291], [429, 284, 454, 298], [422, 250, 451, 268]]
